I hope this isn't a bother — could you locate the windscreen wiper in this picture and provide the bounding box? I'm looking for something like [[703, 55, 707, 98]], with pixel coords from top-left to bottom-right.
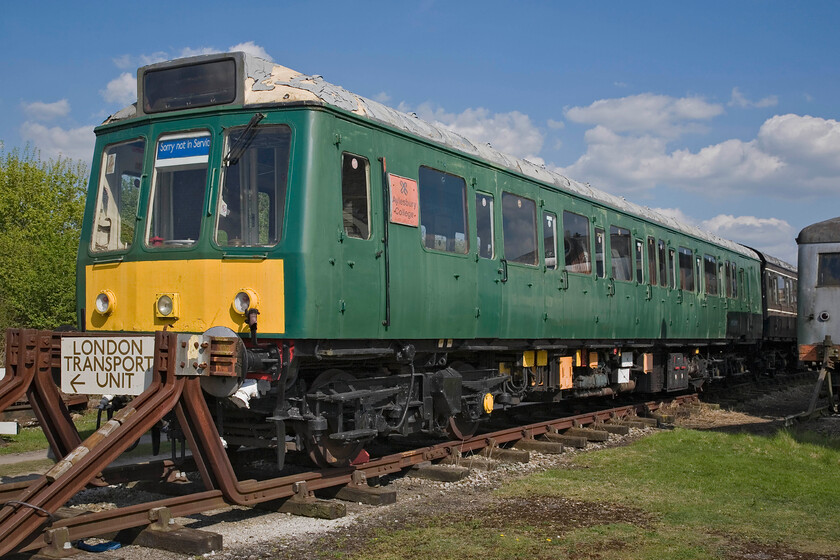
[[224, 112, 266, 166]]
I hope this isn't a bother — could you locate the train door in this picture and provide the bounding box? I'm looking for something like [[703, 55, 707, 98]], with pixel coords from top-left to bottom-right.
[[590, 207, 612, 338], [542, 206, 565, 336], [333, 124, 384, 337], [474, 188, 502, 338], [560, 207, 596, 338], [499, 183, 544, 338], [605, 217, 638, 338]]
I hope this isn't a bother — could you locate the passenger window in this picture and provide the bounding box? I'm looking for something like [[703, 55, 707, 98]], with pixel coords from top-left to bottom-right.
[[695, 257, 702, 293], [784, 278, 792, 307], [669, 248, 677, 289], [595, 228, 606, 278], [419, 167, 468, 254], [608, 226, 632, 281], [678, 247, 694, 291], [658, 240, 668, 287], [475, 193, 494, 259], [563, 211, 591, 274], [777, 275, 787, 306], [735, 269, 741, 300], [341, 153, 370, 239], [92, 138, 145, 252], [704, 255, 718, 296], [635, 239, 644, 284], [502, 193, 537, 265], [647, 237, 657, 285], [216, 126, 290, 247], [544, 212, 558, 269], [817, 253, 840, 287], [725, 262, 733, 298]]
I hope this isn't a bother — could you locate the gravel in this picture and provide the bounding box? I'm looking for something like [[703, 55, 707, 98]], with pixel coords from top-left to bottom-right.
[[11, 376, 838, 560]]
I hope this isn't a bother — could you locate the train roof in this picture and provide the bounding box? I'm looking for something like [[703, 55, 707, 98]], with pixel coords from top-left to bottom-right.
[[106, 52, 760, 260], [797, 217, 840, 245]]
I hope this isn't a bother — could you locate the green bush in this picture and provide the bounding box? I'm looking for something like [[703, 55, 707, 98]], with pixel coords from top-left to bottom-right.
[[0, 143, 87, 358]]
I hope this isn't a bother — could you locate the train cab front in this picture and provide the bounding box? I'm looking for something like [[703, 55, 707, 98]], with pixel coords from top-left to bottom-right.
[[74, 58, 301, 407]]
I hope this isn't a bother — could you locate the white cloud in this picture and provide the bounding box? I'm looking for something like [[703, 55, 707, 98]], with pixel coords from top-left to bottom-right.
[[22, 99, 70, 121], [651, 207, 697, 226], [700, 214, 797, 264], [178, 46, 219, 58], [547, 119, 565, 130], [373, 92, 391, 103], [100, 73, 136, 106], [757, 113, 840, 172], [564, 93, 724, 136], [111, 42, 271, 75], [20, 121, 95, 162], [228, 41, 273, 61], [558, 126, 783, 196], [728, 87, 778, 108], [650, 209, 796, 262], [413, 103, 544, 161]]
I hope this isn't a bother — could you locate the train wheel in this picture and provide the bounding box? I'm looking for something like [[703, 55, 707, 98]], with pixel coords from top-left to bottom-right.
[[304, 369, 366, 468], [446, 415, 480, 440], [445, 361, 480, 440]]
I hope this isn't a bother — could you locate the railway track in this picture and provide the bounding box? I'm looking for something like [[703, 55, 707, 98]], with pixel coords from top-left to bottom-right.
[[0, 391, 696, 557]]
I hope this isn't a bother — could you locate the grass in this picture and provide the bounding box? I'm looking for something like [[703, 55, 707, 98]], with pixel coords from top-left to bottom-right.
[[345, 428, 840, 560], [0, 409, 172, 478], [0, 410, 99, 455]]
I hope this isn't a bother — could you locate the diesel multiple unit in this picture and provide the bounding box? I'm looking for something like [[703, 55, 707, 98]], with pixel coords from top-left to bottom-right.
[[63, 52, 797, 467]]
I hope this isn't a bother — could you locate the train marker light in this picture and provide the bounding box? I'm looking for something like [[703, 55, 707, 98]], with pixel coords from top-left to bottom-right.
[[233, 289, 259, 315], [483, 393, 495, 414], [94, 291, 115, 315], [155, 293, 179, 318]]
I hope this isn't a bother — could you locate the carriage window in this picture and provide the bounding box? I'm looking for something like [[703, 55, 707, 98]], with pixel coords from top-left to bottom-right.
[[658, 240, 667, 287], [595, 227, 606, 278], [420, 167, 468, 254], [609, 226, 632, 281], [91, 138, 145, 252], [475, 193, 494, 259], [635, 239, 644, 284], [695, 257, 702, 293], [341, 153, 370, 239], [784, 278, 792, 307], [669, 248, 677, 289], [767, 274, 777, 304], [563, 211, 591, 274], [148, 132, 211, 248], [704, 255, 718, 296], [777, 275, 787, 306], [216, 126, 290, 247], [735, 268, 741, 300], [725, 262, 733, 298], [502, 193, 537, 265], [678, 247, 694, 291], [647, 237, 657, 285], [544, 212, 558, 269], [817, 253, 840, 287]]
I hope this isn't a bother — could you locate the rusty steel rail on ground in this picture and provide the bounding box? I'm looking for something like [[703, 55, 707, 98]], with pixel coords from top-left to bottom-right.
[[0, 327, 696, 556]]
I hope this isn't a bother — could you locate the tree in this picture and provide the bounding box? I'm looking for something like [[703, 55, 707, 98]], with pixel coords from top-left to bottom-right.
[[0, 143, 88, 359]]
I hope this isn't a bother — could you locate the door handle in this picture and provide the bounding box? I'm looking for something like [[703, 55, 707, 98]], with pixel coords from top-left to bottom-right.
[[499, 259, 508, 283]]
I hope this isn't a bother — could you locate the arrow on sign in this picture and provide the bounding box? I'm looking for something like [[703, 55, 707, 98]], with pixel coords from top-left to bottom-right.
[[70, 374, 84, 392]]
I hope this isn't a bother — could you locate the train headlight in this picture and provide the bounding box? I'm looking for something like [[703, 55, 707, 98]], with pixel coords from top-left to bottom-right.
[[94, 290, 115, 315], [232, 289, 259, 315], [155, 293, 179, 319]]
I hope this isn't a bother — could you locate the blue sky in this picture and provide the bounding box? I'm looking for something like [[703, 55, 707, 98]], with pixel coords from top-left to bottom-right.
[[2, 0, 839, 264]]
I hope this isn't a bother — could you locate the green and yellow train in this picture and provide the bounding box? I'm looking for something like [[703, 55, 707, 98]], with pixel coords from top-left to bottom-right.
[[72, 52, 795, 467]]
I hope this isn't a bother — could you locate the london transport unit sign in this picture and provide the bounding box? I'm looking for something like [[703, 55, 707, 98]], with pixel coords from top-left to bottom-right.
[[60, 336, 155, 395]]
